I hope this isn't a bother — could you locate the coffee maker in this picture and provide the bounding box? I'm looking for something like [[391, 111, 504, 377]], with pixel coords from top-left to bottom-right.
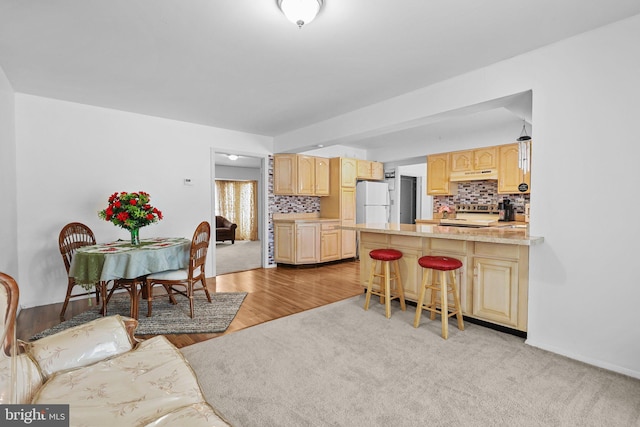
[[499, 198, 515, 222]]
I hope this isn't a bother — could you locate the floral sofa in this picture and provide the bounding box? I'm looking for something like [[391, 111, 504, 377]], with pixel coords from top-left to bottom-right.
[[0, 272, 229, 427]]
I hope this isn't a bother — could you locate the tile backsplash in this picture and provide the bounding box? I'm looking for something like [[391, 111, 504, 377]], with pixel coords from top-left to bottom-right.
[[433, 181, 530, 214]]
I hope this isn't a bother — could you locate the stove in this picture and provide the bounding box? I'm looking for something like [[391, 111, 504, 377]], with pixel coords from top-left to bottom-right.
[[439, 204, 500, 227]]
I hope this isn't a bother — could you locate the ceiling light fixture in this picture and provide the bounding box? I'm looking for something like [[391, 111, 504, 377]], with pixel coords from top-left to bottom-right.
[[277, 0, 323, 29], [227, 154, 239, 161]]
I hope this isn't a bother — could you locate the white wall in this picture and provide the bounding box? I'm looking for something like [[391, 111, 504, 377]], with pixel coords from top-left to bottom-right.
[[0, 66, 18, 279], [14, 94, 272, 308], [274, 15, 640, 378]]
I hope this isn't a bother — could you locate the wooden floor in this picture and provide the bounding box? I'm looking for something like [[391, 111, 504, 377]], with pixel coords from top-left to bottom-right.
[[16, 260, 363, 349]]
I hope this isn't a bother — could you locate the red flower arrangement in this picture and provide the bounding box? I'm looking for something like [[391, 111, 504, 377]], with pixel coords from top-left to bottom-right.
[[98, 191, 163, 230]]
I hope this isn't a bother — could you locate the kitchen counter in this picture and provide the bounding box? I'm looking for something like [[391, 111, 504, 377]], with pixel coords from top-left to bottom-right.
[[272, 213, 339, 223], [273, 217, 340, 223], [341, 223, 543, 246], [350, 222, 541, 332]]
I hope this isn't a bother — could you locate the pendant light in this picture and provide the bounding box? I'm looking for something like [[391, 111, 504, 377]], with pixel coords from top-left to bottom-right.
[[517, 120, 531, 175], [277, 0, 324, 28]]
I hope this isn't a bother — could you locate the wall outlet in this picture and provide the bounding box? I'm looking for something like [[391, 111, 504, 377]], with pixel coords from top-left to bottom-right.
[[184, 178, 193, 186]]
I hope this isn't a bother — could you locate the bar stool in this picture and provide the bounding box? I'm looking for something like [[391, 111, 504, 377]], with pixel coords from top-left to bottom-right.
[[364, 248, 406, 319], [413, 255, 464, 339]]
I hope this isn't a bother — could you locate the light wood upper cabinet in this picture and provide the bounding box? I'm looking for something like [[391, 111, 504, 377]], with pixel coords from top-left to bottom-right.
[[273, 154, 297, 195], [475, 147, 498, 170], [451, 147, 497, 172], [297, 155, 315, 195], [370, 162, 384, 180], [341, 158, 357, 187], [427, 154, 454, 195], [357, 160, 384, 180], [315, 157, 330, 196], [450, 151, 473, 172], [273, 154, 330, 196], [498, 143, 531, 194]]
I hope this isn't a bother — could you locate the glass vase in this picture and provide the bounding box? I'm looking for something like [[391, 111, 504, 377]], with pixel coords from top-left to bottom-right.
[[130, 228, 140, 246]]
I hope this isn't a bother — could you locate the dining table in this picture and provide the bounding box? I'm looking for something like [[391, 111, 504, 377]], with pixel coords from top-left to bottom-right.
[[69, 237, 190, 319]]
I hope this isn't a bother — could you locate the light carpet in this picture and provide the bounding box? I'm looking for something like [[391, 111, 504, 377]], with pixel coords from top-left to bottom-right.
[[31, 292, 246, 340], [181, 295, 640, 427], [216, 240, 262, 275]]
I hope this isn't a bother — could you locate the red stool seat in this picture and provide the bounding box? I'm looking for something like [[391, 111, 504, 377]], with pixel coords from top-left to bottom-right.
[[369, 248, 403, 262], [418, 255, 462, 271]]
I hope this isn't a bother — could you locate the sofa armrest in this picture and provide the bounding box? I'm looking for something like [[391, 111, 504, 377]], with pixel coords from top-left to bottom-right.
[[220, 218, 236, 230], [26, 315, 137, 379]]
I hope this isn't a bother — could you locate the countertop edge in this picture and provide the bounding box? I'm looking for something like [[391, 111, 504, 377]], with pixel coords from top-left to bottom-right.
[[341, 224, 543, 246], [273, 217, 340, 223]]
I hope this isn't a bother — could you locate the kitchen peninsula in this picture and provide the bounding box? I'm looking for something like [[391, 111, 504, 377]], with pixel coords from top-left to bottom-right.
[[342, 222, 543, 333]]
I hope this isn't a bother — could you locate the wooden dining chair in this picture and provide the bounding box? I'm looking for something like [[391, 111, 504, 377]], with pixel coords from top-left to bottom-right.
[[144, 221, 212, 318], [58, 222, 100, 320]]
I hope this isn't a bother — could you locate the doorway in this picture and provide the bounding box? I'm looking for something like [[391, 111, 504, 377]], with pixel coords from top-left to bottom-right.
[[400, 175, 417, 224], [213, 153, 264, 275]]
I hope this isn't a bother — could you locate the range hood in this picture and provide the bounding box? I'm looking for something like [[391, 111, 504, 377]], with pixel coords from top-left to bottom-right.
[[449, 168, 498, 182]]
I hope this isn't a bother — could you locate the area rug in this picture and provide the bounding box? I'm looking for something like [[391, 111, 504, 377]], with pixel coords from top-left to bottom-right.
[[181, 295, 640, 427], [30, 292, 247, 340]]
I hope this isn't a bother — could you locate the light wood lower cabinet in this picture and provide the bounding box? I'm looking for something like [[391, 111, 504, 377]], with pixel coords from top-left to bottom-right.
[[358, 232, 529, 331], [340, 222, 357, 259], [320, 222, 341, 262], [295, 223, 320, 264], [274, 220, 342, 265], [274, 222, 295, 264], [472, 257, 519, 327]]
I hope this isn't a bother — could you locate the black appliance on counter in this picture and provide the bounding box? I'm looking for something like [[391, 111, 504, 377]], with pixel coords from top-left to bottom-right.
[[498, 199, 515, 221]]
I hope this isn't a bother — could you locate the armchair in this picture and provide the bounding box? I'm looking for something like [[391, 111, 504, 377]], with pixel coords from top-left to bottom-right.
[[215, 216, 237, 244]]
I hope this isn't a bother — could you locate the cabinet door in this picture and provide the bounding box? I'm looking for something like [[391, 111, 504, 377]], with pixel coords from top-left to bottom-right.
[[498, 143, 531, 194], [426, 154, 452, 195], [341, 158, 357, 187], [370, 162, 384, 180], [315, 157, 330, 196], [390, 241, 423, 301], [472, 257, 519, 327], [340, 221, 356, 259], [273, 154, 296, 195], [474, 147, 498, 170], [295, 223, 319, 264], [297, 155, 315, 195], [450, 151, 472, 172], [357, 160, 372, 179], [341, 187, 356, 222], [274, 222, 294, 263], [320, 228, 341, 262]]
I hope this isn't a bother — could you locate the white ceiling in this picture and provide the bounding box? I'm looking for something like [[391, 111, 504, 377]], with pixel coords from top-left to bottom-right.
[[1, 0, 639, 150]]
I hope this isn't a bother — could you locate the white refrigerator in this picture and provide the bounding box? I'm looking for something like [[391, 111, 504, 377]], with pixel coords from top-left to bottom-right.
[[356, 181, 390, 223]]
